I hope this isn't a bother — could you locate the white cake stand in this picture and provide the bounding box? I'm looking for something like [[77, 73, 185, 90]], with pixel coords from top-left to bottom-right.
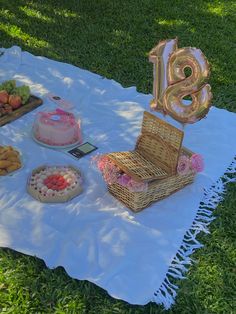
[[32, 132, 82, 150]]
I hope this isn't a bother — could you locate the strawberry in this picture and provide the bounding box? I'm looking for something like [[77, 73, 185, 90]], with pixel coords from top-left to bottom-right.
[[0, 90, 9, 104], [61, 183, 67, 190], [8, 95, 22, 109], [44, 178, 49, 185], [44, 174, 69, 191]]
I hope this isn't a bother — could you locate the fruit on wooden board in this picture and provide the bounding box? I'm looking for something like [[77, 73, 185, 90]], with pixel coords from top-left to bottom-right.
[[0, 104, 13, 116], [0, 80, 31, 117], [0, 90, 9, 104], [8, 95, 22, 109]]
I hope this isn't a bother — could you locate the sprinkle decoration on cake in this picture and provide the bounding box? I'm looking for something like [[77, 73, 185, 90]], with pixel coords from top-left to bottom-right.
[[27, 165, 83, 203], [33, 108, 82, 147]]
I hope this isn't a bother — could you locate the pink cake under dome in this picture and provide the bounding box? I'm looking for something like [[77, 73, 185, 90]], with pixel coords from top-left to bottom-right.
[[33, 108, 82, 147]]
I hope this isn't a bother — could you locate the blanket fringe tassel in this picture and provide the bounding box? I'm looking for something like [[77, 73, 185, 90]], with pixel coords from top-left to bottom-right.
[[153, 156, 236, 309]]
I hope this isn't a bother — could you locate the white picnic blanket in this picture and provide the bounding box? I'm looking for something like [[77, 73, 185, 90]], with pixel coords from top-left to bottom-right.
[[0, 46, 236, 309]]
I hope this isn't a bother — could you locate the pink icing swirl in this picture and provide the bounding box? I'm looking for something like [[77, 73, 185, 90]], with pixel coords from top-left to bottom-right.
[[39, 109, 76, 127]]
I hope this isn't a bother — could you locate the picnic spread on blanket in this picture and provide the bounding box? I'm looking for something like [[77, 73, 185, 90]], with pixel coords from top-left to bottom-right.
[[0, 40, 236, 309], [0, 39, 210, 208]]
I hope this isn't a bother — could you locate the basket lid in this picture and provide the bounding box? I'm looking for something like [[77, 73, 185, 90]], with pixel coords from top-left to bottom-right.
[[106, 111, 184, 182]]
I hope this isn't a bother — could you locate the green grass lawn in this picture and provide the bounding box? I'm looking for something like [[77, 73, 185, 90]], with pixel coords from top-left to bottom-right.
[[0, 0, 235, 313]]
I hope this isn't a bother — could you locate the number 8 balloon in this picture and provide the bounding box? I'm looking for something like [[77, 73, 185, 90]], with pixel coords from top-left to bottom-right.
[[149, 38, 212, 124]]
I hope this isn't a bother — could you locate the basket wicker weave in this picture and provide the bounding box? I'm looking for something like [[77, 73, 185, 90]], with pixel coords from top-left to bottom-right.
[[107, 112, 184, 181], [108, 147, 195, 212], [104, 111, 196, 212]]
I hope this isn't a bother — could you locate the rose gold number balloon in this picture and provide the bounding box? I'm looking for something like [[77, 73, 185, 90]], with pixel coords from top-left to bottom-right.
[[149, 39, 177, 112], [149, 39, 212, 124]]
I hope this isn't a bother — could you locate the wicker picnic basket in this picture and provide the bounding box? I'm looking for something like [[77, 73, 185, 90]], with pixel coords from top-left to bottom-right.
[[105, 111, 195, 212]]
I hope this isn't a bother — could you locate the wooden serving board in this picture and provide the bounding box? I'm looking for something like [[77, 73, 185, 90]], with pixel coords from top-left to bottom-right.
[[0, 95, 43, 127]]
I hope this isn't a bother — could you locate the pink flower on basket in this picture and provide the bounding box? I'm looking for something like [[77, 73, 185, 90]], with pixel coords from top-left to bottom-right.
[[177, 155, 191, 175], [104, 171, 118, 184], [127, 179, 148, 192], [103, 164, 120, 184], [93, 154, 120, 184], [96, 156, 110, 172], [190, 154, 204, 173], [117, 174, 131, 186], [94, 154, 148, 192]]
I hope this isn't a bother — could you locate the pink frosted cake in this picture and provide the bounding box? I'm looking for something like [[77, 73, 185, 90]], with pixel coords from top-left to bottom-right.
[[33, 108, 82, 146]]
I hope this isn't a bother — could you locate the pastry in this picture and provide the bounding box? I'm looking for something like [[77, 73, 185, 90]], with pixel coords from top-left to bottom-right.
[[27, 165, 83, 203], [0, 146, 22, 175]]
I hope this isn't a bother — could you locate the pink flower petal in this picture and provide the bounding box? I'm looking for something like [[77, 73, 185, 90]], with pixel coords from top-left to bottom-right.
[[177, 155, 191, 175], [190, 154, 204, 172]]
